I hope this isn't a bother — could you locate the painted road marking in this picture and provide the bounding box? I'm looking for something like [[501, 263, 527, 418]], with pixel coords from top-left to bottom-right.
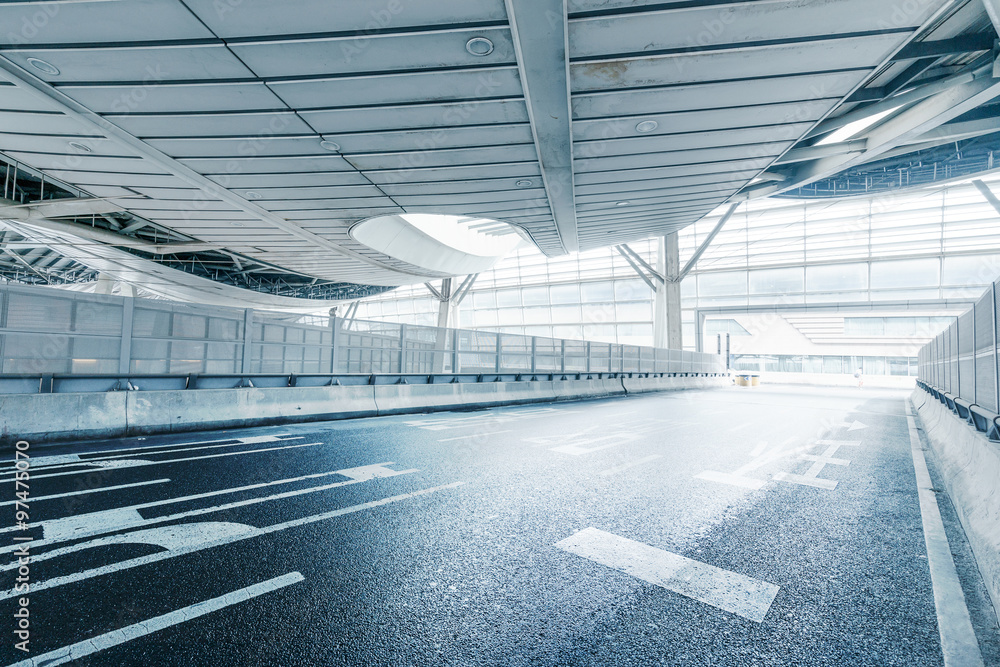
[[406, 407, 575, 431], [774, 440, 853, 490], [694, 471, 766, 490], [549, 433, 640, 456], [5, 434, 296, 472], [5, 572, 305, 667], [800, 454, 850, 466], [0, 442, 323, 484], [0, 482, 465, 601], [598, 455, 662, 476], [556, 527, 779, 623], [0, 479, 170, 507], [0, 463, 416, 552], [16, 435, 304, 473], [834, 421, 867, 432], [437, 430, 512, 442], [906, 409, 984, 667]]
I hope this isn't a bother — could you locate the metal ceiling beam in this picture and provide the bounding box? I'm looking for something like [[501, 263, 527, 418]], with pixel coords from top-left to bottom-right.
[[678, 203, 741, 281], [784, 73, 1000, 191], [893, 34, 996, 60], [0, 56, 427, 280], [504, 0, 578, 254]]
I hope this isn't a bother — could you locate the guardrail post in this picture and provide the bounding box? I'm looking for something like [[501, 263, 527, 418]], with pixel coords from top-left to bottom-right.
[[560, 339, 566, 374], [495, 333, 502, 373], [118, 296, 134, 375], [398, 323, 407, 374], [586, 341, 592, 374], [530, 337, 537, 374], [240, 309, 254, 374], [452, 329, 460, 373]]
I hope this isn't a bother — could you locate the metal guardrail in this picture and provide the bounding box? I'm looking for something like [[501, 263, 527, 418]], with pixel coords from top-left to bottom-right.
[[0, 371, 726, 395]]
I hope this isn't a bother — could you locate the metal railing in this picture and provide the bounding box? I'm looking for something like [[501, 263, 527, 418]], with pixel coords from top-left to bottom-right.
[[0, 283, 724, 394], [917, 277, 1000, 440]]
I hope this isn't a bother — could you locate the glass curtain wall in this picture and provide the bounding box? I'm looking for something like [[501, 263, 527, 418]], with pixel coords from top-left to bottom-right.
[[354, 176, 1000, 349]]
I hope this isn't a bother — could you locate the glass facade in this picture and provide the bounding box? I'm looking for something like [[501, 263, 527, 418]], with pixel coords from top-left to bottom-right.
[[354, 176, 1000, 362]]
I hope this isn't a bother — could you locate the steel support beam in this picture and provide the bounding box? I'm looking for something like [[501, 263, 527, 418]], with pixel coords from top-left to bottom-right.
[[505, 0, 578, 253], [653, 234, 683, 350], [785, 71, 1000, 191], [678, 203, 740, 281], [973, 179, 1000, 217], [615, 246, 658, 292]]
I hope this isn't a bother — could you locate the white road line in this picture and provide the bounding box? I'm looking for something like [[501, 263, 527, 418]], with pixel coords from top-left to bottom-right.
[[772, 472, 838, 490], [800, 454, 850, 466], [437, 430, 512, 442], [0, 482, 464, 601], [5, 572, 305, 667], [4, 434, 295, 472], [906, 410, 985, 667], [814, 439, 861, 447], [0, 479, 170, 507], [550, 433, 639, 456], [10, 435, 303, 473], [749, 441, 769, 457], [0, 463, 415, 551], [598, 455, 662, 477], [0, 442, 322, 484], [694, 471, 766, 490], [556, 527, 779, 623]]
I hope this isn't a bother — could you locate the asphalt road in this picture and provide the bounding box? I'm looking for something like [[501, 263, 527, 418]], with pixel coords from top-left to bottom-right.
[[1, 384, 997, 666]]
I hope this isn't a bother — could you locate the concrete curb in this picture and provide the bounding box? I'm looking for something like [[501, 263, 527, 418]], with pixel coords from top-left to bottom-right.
[[1, 375, 721, 445], [911, 389, 1000, 623]]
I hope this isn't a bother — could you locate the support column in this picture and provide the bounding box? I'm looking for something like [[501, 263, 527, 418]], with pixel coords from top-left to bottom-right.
[[434, 278, 457, 373], [653, 233, 682, 350]]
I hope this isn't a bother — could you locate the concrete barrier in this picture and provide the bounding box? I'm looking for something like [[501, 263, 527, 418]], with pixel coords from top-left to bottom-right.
[[126, 385, 379, 435], [911, 389, 1000, 621], [1, 375, 723, 444], [622, 375, 727, 393], [0, 391, 128, 444], [374, 378, 626, 415]]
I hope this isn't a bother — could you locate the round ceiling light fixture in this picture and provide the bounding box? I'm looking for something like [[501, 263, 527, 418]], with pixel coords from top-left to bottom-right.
[[515, 179, 533, 188], [635, 120, 658, 133], [615, 201, 630, 207], [244, 191, 262, 200], [466, 37, 495, 56], [319, 140, 341, 152], [27, 57, 60, 76], [67, 141, 92, 153]]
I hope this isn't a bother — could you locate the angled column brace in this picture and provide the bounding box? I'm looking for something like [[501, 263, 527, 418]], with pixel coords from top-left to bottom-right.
[[451, 273, 479, 307], [677, 202, 741, 282], [619, 244, 664, 284], [615, 246, 658, 292], [973, 179, 1000, 216], [505, 0, 578, 253], [424, 282, 445, 301]]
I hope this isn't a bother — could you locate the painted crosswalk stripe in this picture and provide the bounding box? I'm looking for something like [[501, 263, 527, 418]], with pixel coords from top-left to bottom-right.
[[0, 482, 464, 601], [556, 527, 778, 622], [5, 572, 305, 667], [0, 479, 170, 507], [598, 455, 662, 476]]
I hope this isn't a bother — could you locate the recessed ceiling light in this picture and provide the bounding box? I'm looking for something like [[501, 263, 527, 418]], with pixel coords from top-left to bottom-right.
[[68, 141, 92, 153], [615, 201, 630, 207], [230, 222, 245, 227], [466, 37, 494, 56], [635, 120, 658, 133], [319, 140, 341, 152], [26, 57, 59, 76], [244, 191, 262, 199], [515, 179, 533, 187]]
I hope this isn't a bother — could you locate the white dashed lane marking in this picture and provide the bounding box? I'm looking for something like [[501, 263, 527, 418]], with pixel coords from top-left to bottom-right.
[[6, 572, 306, 667], [556, 527, 779, 623]]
